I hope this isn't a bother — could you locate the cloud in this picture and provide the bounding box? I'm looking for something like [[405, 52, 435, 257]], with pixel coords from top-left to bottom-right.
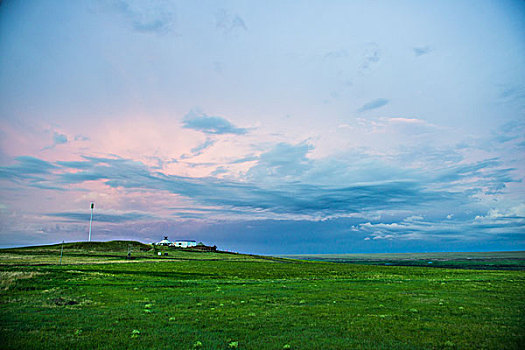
[[1, 154, 450, 219], [396, 144, 464, 169], [246, 142, 313, 182], [53, 132, 68, 145], [475, 204, 525, 222], [368, 117, 441, 137], [429, 157, 520, 196], [230, 155, 258, 164], [181, 138, 217, 159], [385, 117, 427, 124], [210, 166, 228, 177], [1, 146, 521, 237], [182, 110, 248, 135], [0, 156, 57, 181], [360, 44, 381, 71], [111, 0, 176, 34], [190, 138, 216, 155], [47, 211, 156, 223], [492, 120, 524, 144], [413, 46, 432, 57], [215, 9, 247, 34], [357, 98, 389, 112], [56, 161, 93, 169], [354, 202, 525, 243], [324, 49, 349, 59], [434, 158, 501, 182], [74, 135, 90, 142], [42, 131, 68, 151], [498, 85, 525, 102], [0, 156, 64, 190], [63, 156, 452, 218]]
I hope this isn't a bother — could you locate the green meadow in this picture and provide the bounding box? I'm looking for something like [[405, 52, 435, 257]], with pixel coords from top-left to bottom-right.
[[0, 242, 524, 349], [283, 251, 525, 270]]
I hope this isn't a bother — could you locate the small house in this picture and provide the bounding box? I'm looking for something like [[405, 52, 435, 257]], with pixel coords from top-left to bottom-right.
[[156, 236, 172, 246], [173, 240, 197, 248]]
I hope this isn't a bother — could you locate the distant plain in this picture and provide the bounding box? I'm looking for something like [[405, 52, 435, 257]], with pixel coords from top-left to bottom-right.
[[282, 251, 525, 270]]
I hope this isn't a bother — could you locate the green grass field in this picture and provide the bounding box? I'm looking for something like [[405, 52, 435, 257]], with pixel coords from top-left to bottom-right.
[[1, 242, 524, 349], [283, 251, 525, 270]]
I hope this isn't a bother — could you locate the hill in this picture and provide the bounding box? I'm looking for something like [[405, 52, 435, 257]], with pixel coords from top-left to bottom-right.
[[3, 240, 153, 252], [0, 240, 287, 266]]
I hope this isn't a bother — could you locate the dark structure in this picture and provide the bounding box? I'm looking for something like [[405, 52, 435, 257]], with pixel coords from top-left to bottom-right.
[[191, 244, 217, 252]]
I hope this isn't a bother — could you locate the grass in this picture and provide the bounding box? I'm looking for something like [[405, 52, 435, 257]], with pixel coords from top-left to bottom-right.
[[0, 241, 273, 265], [283, 251, 525, 270], [0, 242, 524, 349]]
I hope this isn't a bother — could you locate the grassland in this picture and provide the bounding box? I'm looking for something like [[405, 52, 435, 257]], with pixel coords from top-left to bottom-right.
[[283, 251, 525, 270], [0, 242, 524, 349]]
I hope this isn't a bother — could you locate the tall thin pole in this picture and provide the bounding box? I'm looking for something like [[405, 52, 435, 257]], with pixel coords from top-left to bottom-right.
[[88, 202, 94, 241], [59, 240, 64, 264]]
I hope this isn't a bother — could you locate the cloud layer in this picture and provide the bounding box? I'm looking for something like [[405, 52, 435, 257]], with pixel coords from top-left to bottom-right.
[[0, 154, 448, 218]]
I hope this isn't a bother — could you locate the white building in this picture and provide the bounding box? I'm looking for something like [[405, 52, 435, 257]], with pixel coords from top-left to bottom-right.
[[172, 240, 197, 248], [156, 236, 172, 246]]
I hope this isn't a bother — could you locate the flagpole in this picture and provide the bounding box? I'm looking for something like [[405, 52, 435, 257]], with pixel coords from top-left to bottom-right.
[[88, 202, 94, 241]]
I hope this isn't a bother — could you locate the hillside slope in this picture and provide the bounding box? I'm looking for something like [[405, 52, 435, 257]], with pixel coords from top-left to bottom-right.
[[0, 240, 287, 265]]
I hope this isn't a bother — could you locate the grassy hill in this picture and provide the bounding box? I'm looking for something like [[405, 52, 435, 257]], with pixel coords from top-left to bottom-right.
[[2, 240, 153, 253], [0, 240, 284, 266], [0, 242, 524, 349]]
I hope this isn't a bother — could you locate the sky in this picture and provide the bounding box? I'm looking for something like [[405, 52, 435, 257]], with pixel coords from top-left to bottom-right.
[[0, 0, 524, 254]]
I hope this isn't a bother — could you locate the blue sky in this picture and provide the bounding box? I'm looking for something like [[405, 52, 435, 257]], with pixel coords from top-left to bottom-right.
[[0, 0, 524, 253]]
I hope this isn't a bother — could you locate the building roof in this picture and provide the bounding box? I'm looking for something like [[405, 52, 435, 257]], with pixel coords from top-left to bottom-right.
[[174, 240, 196, 242], [157, 236, 172, 244]]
